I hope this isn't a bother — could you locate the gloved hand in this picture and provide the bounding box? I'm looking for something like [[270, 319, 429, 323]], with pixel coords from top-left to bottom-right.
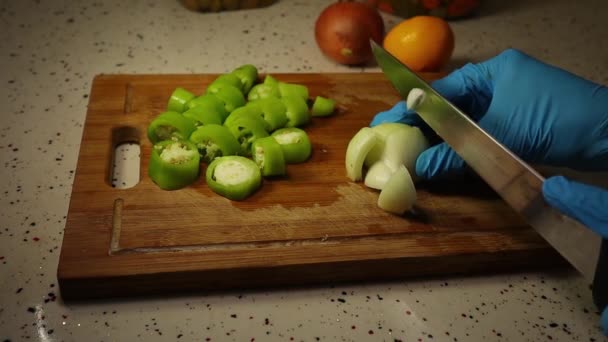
[[371, 50, 608, 334], [370, 48, 608, 239], [371, 49, 608, 175]]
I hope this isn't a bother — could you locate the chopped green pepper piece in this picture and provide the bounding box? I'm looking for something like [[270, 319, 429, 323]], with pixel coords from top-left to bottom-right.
[[247, 84, 280, 101], [208, 73, 244, 93], [167, 87, 195, 113], [147, 111, 196, 144], [251, 136, 286, 177], [223, 106, 268, 132], [182, 106, 223, 127], [311, 96, 336, 117], [185, 94, 229, 118], [189, 124, 241, 163], [225, 117, 269, 156], [271, 127, 312, 164], [206, 83, 246, 113], [246, 98, 288, 132], [149, 140, 200, 190], [263, 75, 279, 86], [206, 156, 262, 201], [231, 64, 258, 94], [278, 82, 309, 101], [281, 96, 310, 127]]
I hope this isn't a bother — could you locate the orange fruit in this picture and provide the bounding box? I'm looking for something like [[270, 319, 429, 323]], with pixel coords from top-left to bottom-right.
[[383, 16, 455, 72]]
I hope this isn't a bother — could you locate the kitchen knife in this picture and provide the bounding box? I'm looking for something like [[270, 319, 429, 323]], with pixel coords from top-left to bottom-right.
[[371, 40, 606, 309]]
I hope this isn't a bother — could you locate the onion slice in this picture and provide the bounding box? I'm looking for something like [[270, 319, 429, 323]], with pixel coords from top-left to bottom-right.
[[364, 161, 393, 190], [377, 165, 417, 214], [364, 123, 404, 167], [345, 127, 377, 181]]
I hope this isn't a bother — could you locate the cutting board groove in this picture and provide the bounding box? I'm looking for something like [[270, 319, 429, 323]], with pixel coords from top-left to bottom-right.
[[58, 73, 564, 300]]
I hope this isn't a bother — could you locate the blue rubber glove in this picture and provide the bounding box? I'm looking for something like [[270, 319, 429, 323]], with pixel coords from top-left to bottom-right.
[[371, 48, 608, 239], [371, 49, 608, 175], [372, 49, 608, 333]]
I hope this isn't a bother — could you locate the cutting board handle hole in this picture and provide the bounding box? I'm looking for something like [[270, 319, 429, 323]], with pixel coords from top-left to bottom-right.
[[110, 127, 141, 189]]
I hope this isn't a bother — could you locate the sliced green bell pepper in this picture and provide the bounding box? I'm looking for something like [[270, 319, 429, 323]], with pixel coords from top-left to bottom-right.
[[167, 87, 195, 113], [246, 98, 288, 132], [182, 105, 223, 127], [251, 136, 286, 177], [185, 94, 229, 120], [271, 127, 312, 164], [231, 64, 258, 94], [147, 111, 197, 144], [263, 75, 279, 86], [278, 82, 309, 101], [281, 96, 310, 127], [205, 156, 262, 201], [223, 106, 268, 132], [247, 75, 280, 101], [189, 124, 241, 163], [225, 116, 269, 156], [206, 83, 246, 113], [208, 73, 244, 93], [149, 140, 200, 190], [311, 96, 336, 117]]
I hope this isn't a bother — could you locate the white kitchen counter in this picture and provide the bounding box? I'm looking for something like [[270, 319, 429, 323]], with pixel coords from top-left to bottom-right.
[[1, 0, 607, 341]]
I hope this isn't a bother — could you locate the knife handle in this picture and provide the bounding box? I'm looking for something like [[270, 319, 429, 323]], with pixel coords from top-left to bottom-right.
[[593, 238, 608, 311]]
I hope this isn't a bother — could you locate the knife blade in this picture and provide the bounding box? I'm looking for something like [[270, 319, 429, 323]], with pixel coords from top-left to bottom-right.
[[370, 40, 602, 284]]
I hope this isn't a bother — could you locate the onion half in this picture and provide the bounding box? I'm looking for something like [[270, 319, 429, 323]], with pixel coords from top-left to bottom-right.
[[345, 122, 428, 214], [377, 165, 417, 214]]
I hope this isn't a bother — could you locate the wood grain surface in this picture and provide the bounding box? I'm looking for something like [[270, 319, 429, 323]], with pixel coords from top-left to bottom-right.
[[57, 73, 565, 300]]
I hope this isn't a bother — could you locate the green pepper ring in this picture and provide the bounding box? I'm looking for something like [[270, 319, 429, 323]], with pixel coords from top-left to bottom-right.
[[189, 124, 242, 164], [271, 127, 312, 164], [251, 136, 286, 177], [205, 156, 262, 201], [147, 111, 197, 144], [225, 116, 269, 156], [148, 140, 200, 190]]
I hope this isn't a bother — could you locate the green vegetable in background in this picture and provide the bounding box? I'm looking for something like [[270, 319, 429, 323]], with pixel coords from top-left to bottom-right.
[[271, 127, 311, 164], [251, 136, 286, 177], [148, 140, 200, 190], [189, 124, 241, 163], [167, 87, 195, 113], [147, 111, 196, 144], [206, 156, 262, 201], [311, 96, 336, 117]]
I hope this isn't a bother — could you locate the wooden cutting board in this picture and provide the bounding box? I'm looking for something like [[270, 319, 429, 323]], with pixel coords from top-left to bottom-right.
[[57, 73, 564, 300]]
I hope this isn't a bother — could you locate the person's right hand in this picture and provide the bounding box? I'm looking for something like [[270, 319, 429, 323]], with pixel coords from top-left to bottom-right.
[[371, 49, 608, 239], [371, 49, 608, 178], [371, 49, 608, 333]]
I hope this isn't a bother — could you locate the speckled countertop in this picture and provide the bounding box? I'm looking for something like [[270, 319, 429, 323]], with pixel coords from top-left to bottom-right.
[[1, 0, 608, 341]]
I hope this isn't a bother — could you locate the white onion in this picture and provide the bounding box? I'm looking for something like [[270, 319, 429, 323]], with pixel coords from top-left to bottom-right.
[[345, 121, 428, 214], [364, 161, 392, 190], [345, 127, 377, 181], [377, 165, 417, 214]]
